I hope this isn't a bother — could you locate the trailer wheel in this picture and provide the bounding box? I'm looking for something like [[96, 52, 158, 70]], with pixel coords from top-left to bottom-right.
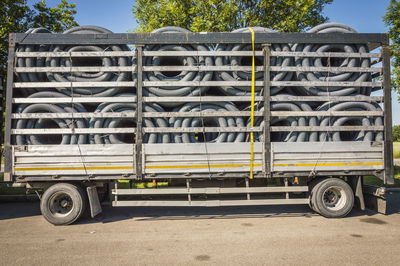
[[310, 178, 354, 218], [40, 183, 87, 225]]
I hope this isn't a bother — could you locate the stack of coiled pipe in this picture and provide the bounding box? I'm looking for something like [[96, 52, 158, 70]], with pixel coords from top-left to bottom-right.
[[13, 23, 383, 145]]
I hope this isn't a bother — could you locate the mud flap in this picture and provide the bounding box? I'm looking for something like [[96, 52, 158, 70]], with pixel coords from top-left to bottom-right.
[[87, 186, 102, 218]]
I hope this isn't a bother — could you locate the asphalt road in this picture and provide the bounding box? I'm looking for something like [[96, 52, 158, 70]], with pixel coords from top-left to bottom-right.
[[0, 202, 399, 266]]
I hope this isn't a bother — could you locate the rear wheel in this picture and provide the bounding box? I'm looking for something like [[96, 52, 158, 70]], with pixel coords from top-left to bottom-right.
[[40, 183, 87, 225], [310, 178, 354, 218]]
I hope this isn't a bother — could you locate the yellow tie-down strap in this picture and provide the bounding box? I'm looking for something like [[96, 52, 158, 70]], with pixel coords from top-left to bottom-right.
[[248, 27, 256, 179], [14, 162, 382, 172]]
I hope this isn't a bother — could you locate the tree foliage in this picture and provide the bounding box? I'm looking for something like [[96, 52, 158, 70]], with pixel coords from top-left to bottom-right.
[[394, 125, 400, 142], [133, 0, 333, 33], [383, 0, 400, 101], [0, 0, 78, 78]]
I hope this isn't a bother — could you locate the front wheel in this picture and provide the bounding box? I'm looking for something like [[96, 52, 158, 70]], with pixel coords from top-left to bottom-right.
[[40, 183, 87, 225], [310, 178, 354, 218]]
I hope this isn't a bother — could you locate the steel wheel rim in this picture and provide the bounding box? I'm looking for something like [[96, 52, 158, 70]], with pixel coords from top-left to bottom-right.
[[322, 186, 346, 211], [48, 192, 74, 217]]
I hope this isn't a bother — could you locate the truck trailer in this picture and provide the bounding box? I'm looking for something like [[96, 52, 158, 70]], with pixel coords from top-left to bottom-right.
[[1, 24, 394, 225]]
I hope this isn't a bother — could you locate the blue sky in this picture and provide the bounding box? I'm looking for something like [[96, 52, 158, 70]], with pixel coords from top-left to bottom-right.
[[28, 0, 399, 125]]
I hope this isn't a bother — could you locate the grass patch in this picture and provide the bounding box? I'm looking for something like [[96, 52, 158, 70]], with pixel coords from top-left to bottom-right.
[[117, 180, 168, 189], [394, 142, 400, 159], [363, 166, 400, 187]]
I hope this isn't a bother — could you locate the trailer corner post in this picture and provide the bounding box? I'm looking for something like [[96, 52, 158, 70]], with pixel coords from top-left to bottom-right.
[[382, 38, 394, 185], [4, 34, 16, 182], [135, 45, 144, 179], [263, 44, 271, 178]]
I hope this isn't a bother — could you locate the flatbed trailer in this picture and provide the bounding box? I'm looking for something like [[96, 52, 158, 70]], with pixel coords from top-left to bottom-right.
[[1, 28, 394, 225]]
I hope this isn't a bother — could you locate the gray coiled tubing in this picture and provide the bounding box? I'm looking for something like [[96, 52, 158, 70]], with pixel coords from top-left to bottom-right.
[[140, 27, 214, 104], [46, 26, 131, 96], [16, 28, 52, 96], [317, 101, 383, 141], [89, 93, 170, 144], [14, 91, 88, 145], [246, 100, 318, 142], [294, 23, 373, 96], [169, 102, 245, 143], [215, 27, 293, 96]]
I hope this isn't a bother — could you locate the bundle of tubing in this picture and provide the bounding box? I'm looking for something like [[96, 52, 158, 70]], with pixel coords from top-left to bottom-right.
[[14, 91, 88, 145], [140, 26, 214, 105], [16, 28, 52, 96], [89, 93, 169, 144], [246, 99, 318, 142], [293, 23, 374, 96], [45, 26, 131, 97], [317, 101, 383, 141], [13, 23, 382, 145], [169, 102, 245, 143], [215, 27, 293, 96]]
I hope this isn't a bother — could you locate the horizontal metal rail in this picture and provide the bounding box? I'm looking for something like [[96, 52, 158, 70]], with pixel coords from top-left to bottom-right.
[[14, 65, 382, 73], [13, 96, 137, 104], [11, 128, 137, 134], [12, 95, 384, 104], [113, 198, 310, 207], [14, 50, 381, 58], [12, 32, 387, 45], [113, 186, 309, 195], [13, 81, 382, 88]]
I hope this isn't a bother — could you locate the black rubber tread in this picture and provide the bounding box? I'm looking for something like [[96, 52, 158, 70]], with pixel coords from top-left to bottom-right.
[[311, 178, 354, 218], [40, 183, 87, 225]]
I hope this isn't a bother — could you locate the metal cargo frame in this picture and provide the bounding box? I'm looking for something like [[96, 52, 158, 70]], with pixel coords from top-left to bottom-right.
[[3, 31, 394, 185]]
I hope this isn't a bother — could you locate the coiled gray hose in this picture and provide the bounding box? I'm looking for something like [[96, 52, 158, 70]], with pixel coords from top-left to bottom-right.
[[294, 23, 372, 96], [89, 93, 170, 144], [14, 91, 88, 145], [246, 100, 318, 142], [215, 27, 293, 96], [169, 102, 245, 143], [140, 27, 214, 103], [16, 28, 52, 96], [317, 101, 383, 141], [46, 26, 131, 97]]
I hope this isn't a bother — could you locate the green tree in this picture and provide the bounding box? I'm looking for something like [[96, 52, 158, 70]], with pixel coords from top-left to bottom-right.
[[394, 125, 400, 142], [0, 0, 78, 79], [383, 0, 400, 101], [132, 0, 333, 33]]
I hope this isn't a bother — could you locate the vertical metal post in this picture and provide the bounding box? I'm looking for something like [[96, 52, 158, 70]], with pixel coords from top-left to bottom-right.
[[0, 77, 3, 165], [382, 42, 394, 185], [263, 44, 271, 178], [284, 178, 289, 199], [135, 45, 144, 180], [186, 179, 191, 204], [245, 178, 250, 200], [4, 35, 16, 182]]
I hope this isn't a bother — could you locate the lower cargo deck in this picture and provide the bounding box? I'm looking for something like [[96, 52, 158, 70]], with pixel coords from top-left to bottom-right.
[[11, 141, 384, 180]]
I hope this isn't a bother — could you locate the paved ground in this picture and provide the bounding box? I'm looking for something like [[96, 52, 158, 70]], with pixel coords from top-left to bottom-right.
[[0, 203, 400, 265]]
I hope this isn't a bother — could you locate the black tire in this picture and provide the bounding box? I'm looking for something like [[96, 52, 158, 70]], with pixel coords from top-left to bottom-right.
[[310, 178, 354, 218], [40, 183, 87, 225]]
